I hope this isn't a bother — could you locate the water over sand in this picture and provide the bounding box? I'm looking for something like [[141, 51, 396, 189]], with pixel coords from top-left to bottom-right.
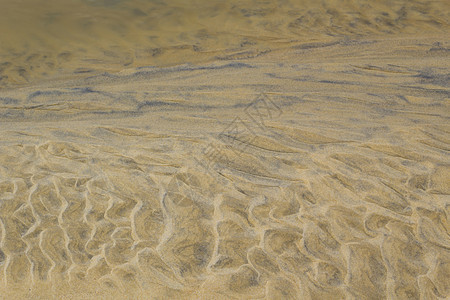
[[0, 0, 449, 298]]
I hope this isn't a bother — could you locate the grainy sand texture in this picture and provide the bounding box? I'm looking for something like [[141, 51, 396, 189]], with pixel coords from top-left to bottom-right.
[[0, 0, 449, 299]]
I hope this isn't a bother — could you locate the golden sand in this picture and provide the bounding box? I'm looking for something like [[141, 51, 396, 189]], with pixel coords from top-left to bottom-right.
[[0, 0, 449, 299]]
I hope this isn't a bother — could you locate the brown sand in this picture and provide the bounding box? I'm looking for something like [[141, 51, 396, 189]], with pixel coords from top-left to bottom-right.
[[0, 0, 449, 299]]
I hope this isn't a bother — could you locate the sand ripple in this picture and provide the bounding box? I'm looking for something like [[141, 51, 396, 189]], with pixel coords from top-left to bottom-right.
[[0, 36, 449, 298]]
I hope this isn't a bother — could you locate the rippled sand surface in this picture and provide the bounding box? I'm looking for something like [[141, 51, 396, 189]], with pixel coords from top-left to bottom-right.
[[1, 0, 449, 88], [1, 0, 449, 299]]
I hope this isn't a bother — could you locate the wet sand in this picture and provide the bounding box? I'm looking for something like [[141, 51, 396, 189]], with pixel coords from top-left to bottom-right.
[[0, 0, 449, 299]]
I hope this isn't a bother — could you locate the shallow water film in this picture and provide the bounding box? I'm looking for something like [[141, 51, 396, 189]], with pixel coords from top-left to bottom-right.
[[0, 0, 449, 299]]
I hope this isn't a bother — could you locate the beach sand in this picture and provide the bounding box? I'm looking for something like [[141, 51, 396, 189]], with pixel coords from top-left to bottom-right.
[[0, 0, 449, 299]]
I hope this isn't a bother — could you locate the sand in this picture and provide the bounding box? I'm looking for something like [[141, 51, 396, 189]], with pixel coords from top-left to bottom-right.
[[0, 0, 449, 299]]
